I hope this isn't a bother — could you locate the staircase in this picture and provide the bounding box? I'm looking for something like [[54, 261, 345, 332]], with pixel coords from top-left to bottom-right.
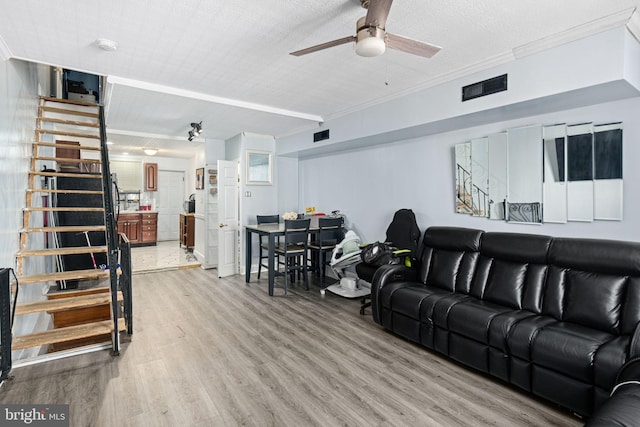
[[9, 97, 129, 364]]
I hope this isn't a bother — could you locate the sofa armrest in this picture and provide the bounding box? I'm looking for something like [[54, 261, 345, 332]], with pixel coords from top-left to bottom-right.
[[586, 381, 640, 426], [370, 264, 417, 324]]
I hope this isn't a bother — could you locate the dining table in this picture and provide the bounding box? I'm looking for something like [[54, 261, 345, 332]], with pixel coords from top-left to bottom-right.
[[245, 221, 326, 296]]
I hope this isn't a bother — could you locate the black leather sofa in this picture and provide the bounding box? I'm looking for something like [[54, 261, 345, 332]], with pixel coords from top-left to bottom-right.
[[371, 226, 640, 421]]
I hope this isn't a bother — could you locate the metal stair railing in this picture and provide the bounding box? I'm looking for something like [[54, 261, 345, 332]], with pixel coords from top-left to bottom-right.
[[97, 106, 125, 355], [118, 234, 133, 335], [0, 268, 14, 381]]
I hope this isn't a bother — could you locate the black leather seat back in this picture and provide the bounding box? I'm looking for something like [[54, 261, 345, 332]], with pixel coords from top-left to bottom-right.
[[417, 227, 483, 293], [472, 232, 552, 311], [545, 238, 640, 335]]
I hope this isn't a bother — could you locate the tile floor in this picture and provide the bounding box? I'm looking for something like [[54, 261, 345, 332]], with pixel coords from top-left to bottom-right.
[[130, 240, 200, 273]]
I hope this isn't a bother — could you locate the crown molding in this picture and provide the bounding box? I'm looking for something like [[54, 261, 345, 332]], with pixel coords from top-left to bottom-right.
[[107, 75, 323, 123], [626, 8, 640, 43], [513, 8, 635, 59]]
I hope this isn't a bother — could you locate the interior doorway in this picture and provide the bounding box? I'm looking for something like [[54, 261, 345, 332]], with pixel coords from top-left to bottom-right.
[[157, 170, 185, 241]]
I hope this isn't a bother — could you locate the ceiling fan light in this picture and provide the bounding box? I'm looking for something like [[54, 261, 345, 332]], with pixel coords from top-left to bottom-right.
[[355, 36, 386, 57], [143, 148, 158, 156]]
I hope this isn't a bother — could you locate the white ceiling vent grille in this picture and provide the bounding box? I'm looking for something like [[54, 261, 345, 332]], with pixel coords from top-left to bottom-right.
[[462, 74, 508, 102]]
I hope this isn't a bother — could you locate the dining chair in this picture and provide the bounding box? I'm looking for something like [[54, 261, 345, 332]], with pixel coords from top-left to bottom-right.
[[308, 216, 344, 292], [274, 218, 311, 295], [256, 214, 280, 279]]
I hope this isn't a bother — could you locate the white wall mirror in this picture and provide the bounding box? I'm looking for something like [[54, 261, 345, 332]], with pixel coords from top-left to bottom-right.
[[454, 121, 622, 225], [455, 142, 472, 214], [543, 124, 568, 223], [246, 150, 272, 185], [506, 125, 543, 224], [567, 123, 594, 222], [471, 137, 489, 217], [593, 122, 623, 220], [487, 132, 507, 220]]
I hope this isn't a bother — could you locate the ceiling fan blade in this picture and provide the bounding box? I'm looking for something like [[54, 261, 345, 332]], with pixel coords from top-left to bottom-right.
[[364, 0, 393, 29], [385, 32, 441, 58], [290, 35, 356, 56]]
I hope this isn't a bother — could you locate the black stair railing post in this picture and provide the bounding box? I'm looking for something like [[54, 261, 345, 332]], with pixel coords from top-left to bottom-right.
[[97, 106, 120, 355], [0, 268, 12, 381]]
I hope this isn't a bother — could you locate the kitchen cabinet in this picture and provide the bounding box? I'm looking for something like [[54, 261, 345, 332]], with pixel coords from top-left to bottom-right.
[[144, 162, 158, 191], [117, 212, 158, 246], [117, 213, 141, 244], [141, 212, 158, 244], [180, 213, 195, 249]]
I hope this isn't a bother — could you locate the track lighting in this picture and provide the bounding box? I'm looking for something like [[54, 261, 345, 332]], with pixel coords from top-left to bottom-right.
[[188, 122, 203, 141]]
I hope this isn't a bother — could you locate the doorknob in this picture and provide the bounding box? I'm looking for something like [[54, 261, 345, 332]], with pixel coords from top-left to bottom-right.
[[219, 223, 227, 228]]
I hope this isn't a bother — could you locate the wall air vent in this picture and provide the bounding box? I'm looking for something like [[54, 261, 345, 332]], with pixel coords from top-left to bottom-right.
[[462, 74, 508, 102], [313, 129, 330, 142]]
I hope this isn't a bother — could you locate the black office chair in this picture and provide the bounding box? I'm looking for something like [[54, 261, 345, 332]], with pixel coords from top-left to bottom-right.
[[308, 216, 344, 292], [357, 209, 420, 314], [274, 218, 311, 295], [257, 214, 279, 279]]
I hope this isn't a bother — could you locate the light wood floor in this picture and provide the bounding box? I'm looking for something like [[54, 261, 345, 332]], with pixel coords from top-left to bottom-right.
[[0, 269, 582, 427]]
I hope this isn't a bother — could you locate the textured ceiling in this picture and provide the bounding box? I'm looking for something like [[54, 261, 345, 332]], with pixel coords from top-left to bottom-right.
[[1, 0, 639, 158]]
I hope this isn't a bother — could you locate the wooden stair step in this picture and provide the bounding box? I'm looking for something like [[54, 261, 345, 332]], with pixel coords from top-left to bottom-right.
[[33, 141, 100, 151], [17, 246, 108, 258], [12, 319, 126, 351], [27, 188, 103, 195], [34, 156, 102, 164], [15, 291, 123, 316], [35, 129, 100, 139], [22, 225, 106, 234], [30, 171, 101, 178], [48, 287, 110, 298], [40, 96, 99, 108], [24, 207, 104, 213], [17, 268, 109, 285], [37, 117, 99, 128], [39, 106, 99, 119]]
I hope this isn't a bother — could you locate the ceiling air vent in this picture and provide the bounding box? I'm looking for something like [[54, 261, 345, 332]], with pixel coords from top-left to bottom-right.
[[313, 129, 330, 142], [462, 74, 508, 102]]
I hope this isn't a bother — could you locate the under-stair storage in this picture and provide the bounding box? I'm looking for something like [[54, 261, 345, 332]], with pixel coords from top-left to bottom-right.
[[4, 96, 131, 376]]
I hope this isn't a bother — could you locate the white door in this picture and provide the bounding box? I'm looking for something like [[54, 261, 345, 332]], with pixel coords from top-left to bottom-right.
[[217, 160, 239, 277], [157, 170, 185, 241]]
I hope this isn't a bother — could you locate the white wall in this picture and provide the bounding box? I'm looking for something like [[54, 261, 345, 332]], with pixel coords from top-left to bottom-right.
[[299, 97, 640, 243], [0, 58, 50, 359]]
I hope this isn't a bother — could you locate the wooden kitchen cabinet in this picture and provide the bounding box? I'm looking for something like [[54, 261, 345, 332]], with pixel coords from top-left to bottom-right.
[[117, 213, 141, 244], [144, 162, 158, 191], [118, 212, 157, 246], [180, 213, 195, 249], [141, 212, 158, 244]]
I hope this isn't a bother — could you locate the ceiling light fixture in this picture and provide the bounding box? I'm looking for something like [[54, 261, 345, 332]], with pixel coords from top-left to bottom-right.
[[143, 148, 158, 156], [95, 38, 118, 52], [188, 121, 203, 141]]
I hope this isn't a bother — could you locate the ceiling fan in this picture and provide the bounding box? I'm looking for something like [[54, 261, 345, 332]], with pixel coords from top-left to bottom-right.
[[290, 0, 441, 59]]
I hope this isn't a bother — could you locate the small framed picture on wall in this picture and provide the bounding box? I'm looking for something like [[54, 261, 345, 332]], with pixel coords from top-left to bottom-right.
[[195, 168, 205, 189]]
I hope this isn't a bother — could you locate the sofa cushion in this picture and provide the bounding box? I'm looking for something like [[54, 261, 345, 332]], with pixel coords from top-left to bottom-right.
[[448, 299, 512, 343], [417, 227, 483, 293], [508, 316, 557, 361], [482, 260, 527, 309], [472, 232, 550, 312], [390, 285, 447, 319], [532, 322, 614, 383], [594, 336, 629, 390]]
